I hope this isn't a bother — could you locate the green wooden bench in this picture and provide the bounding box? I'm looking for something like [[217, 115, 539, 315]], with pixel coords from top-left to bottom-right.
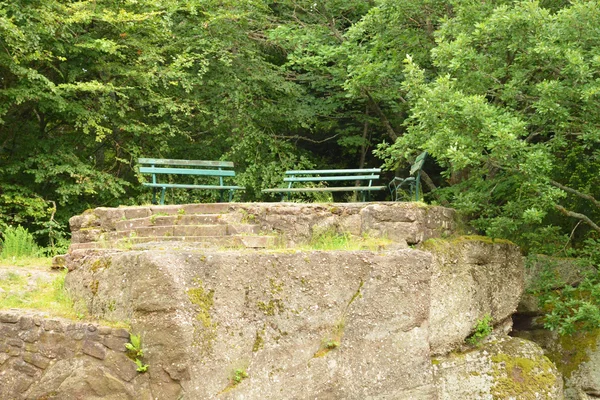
[[389, 151, 428, 201], [262, 168, 385, 202], [138, 158, 244, 205]]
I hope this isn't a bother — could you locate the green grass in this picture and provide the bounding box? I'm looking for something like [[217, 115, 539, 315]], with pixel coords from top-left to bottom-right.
[[301, 229, 392, 251], [0, 269, 77, 317], [0, 257, 52, 269], [0, 265, 130, 328]]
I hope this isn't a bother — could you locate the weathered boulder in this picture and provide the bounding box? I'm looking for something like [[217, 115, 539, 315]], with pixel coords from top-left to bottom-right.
[[65, 249, 437, 399], [514, 255, 600, 399], [433, 335, 563, 399], [423, 237, 524, 355], [516, 329, 600, 399]]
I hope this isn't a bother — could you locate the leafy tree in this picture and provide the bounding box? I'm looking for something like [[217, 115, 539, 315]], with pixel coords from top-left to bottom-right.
[[377, 0, 600, 254], [0, 0, 314, 239]]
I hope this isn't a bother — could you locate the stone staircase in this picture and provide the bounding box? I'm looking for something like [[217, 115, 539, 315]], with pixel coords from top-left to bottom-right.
[[69, 204, 277, 251], [68, 202, 458, 253]]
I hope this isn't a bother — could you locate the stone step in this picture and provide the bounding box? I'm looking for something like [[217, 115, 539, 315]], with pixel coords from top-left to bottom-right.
[[226, 224, 261, 235], [69, 242, 104, 251], [121, 236, 237, 247], [234, 235, 277, 249], [70, 233, 277, 251], [115, 214, 225, 231], [117, 235, 277, 249], [119, 224, 229, 239], [152, 203, 233, 215]]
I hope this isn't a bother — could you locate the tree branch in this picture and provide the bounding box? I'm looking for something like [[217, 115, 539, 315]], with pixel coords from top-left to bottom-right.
[[272, 133, 340, 144], [365, 91, 398, 141], [555, 205, 600, 234], [420, 170, 437, 191], [550, 180, 600, 209]]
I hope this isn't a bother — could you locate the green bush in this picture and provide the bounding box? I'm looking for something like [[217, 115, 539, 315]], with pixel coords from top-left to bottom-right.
[[466, 314, 493, 345], [0, 226, 40, 259]]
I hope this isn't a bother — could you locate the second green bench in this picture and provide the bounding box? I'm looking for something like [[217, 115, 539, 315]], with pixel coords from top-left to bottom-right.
[[262, 168, 385, 202], [138, 158, 245, 204]]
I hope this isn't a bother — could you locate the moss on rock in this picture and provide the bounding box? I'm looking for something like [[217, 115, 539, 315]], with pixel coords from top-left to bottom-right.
[[546, 329, 600, 379], [433, 336, 562, 400], [491, 352, 557, 398], [187, 279, 218, 352]]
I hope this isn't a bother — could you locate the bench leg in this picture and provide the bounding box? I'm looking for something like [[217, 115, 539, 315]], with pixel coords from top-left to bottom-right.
[[159, 188, 166, 205], [228, 190, 234, 202], [152, 189, 157, 205]]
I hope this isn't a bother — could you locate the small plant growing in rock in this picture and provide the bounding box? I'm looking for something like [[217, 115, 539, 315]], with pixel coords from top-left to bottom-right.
[[231, 368, 248, 385], [324, 339, 340, 350], [126, 333, 149, 372], [134, 358, 148, 373], [466, 314, 493, 346], [218, 366, 249, 394]]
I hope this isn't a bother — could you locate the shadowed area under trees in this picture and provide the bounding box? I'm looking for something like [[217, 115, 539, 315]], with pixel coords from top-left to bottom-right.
[[1, 0, 600, 332]]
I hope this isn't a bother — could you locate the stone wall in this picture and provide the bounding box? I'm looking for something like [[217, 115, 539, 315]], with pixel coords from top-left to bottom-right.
[[67, 202, 456, 252], [0, 310, 152, 400]]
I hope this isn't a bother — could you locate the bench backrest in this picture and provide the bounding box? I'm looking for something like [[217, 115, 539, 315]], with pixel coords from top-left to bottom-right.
[[138, 158, 235, 184], [284, 168, 381, 187], [410, 152, 427, 176]]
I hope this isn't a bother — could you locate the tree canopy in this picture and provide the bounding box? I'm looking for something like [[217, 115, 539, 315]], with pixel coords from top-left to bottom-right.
[[1, 0, 599, 266]]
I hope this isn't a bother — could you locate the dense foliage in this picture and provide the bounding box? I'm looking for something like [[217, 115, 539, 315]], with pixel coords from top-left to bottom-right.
[[1, 0, 599, 268]]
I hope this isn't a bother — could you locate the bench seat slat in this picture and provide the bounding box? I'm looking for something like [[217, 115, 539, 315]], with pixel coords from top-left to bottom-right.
[[262, 186, 385, 193], [284, 175, 379, 182], [140, 167, 235, 177], [143, 183, 244, 190], [139, 158, 233, 168], [285, 169, 380, 175]]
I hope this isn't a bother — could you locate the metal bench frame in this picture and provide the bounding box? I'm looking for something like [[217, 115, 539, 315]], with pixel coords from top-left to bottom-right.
[[262, 168, 385, 202], [389, 151, 428, 202], [138, 158, 244, 205]]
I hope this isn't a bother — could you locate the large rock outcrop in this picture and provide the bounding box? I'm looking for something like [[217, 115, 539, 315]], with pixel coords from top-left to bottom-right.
[[424, 237, 524, 355], [48, 202, 560, 399], [0, 201, 567, 398], [66, 249, 437, 399]]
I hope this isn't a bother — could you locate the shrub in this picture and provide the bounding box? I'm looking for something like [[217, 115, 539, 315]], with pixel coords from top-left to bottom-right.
[[0, 226, 39, 259], [466, 314, 493, 345]]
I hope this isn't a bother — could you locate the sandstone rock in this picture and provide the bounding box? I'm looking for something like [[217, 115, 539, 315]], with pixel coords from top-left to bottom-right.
[[515, 329, 600, 400], [22, 352, 51, 369], [13, 359, 40, 377], [433, 335, 563, 399], [424, 236, 524, 355], [24, 359, 74, 399], [82, 340, 107, 359], [66, 249, 435, 399], [105, 352, 138, 382], [0, 311, 20, 323]]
